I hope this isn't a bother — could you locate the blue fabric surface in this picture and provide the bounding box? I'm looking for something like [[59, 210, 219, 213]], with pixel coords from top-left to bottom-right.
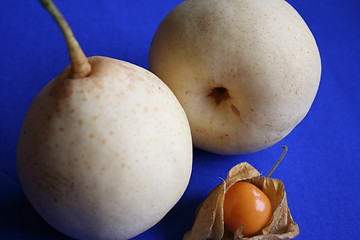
[[0, 0, 359, 239]]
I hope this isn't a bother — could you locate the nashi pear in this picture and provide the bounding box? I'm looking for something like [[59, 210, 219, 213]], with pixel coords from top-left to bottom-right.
[[149, 0, 321, 154], [17, 1, 192, 240]]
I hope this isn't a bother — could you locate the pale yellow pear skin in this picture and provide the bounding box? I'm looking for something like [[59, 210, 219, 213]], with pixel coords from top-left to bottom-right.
[[149, 0, 321, 155], [17, 56, 193, 240]]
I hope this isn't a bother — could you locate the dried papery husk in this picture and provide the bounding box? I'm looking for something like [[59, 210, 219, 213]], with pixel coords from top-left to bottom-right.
[[183, 162, 299, 240]]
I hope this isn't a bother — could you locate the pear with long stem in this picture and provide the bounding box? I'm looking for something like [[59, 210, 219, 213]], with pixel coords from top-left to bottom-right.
[[17, 1, 193, 239]]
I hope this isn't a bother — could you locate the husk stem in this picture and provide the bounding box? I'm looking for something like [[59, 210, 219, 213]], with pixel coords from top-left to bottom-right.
[[39, 0, 91, 78], [266, 146, 288, 178]]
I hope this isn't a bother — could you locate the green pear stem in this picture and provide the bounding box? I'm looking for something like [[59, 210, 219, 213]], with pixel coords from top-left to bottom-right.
[[39, 0, 91, 78], [266, 146, 288, 178]]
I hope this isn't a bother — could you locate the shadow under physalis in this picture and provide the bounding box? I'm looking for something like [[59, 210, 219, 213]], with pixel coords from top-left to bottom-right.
[[184, 146, 299, 240]]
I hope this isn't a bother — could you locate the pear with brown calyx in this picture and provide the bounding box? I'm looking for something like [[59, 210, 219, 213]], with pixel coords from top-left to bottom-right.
[[149, 0, 321, 155]]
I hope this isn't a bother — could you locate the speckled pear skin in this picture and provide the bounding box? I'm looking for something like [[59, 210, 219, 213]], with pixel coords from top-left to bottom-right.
[[149, 0, 321, 155], [17, 56, 193, 240]]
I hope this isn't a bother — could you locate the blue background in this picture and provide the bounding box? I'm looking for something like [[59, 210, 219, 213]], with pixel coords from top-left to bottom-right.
[[1, 0, 359, 239]]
